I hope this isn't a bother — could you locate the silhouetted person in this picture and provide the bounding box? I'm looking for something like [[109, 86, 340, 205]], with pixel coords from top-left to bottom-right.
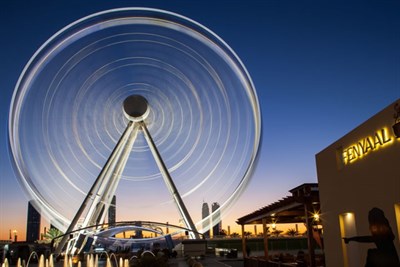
[[344, 207, 400, 267], [296, 250, 307, 267]]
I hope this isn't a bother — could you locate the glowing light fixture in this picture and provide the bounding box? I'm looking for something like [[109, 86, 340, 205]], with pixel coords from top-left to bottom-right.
[[346, 213, 354, 219]]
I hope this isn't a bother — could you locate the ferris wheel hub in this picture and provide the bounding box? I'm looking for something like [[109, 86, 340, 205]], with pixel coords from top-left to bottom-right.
[[123, 95, 149, 122]]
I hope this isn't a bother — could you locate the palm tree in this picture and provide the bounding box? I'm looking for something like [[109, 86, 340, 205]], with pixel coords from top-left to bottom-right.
[[272, 229, 283, 237], [243, 231, 252, 238], [219, 229, 228, 236], [256, 226, 270, 237], [230, 232, 240, 238], [43, 228, 64, 247], [286, 228, 298, 237]]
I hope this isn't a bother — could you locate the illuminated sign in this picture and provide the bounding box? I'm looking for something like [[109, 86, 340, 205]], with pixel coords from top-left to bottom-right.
[[342, 128, 394, 165]]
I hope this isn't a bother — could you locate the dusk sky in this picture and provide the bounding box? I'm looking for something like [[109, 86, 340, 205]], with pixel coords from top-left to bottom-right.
[[1, 0, 400, 241]]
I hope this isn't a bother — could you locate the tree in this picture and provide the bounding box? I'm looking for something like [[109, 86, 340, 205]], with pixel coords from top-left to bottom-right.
[[43, 228, 64, 247], [243, 231, 252, 237], [286, 228, 298, 236], [256, 226, 270, 237], [230, 232, 240, 238], [219, 229, 228, 237], [272, 229, 283, 237]]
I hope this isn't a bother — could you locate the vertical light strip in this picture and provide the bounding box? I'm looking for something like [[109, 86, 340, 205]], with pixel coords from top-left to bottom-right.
[[395, 204, 400, 242], [339, 212, 360, 267]]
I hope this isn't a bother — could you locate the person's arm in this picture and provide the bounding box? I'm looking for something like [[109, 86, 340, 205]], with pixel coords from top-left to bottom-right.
[[343, 236, 373, 243]]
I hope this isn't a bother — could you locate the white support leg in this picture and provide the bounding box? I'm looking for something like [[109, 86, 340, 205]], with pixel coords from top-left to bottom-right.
[[140, 121, 200, 239]]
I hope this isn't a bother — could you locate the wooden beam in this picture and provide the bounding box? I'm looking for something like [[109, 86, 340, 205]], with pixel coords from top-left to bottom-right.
[[241, 224, 247, 258], [262, 218, 268, 259], [304, 200, 316, 267]]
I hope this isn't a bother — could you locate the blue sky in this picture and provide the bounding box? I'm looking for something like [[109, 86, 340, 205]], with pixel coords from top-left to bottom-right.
[[1, 0, 399, 239]]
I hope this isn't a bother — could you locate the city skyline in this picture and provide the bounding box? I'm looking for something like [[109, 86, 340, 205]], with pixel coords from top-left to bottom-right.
[[1, 1, 400, 241]]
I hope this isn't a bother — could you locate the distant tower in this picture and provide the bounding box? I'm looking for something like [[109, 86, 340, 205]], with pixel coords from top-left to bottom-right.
[[108, 195, 116, 226], [211, 202, 221, 237], [202, 202, 210, 238], [26, 201, 41, 242]]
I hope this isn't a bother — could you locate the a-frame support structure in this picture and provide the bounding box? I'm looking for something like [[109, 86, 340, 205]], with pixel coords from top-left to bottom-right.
[[55, 95, 200, 255]]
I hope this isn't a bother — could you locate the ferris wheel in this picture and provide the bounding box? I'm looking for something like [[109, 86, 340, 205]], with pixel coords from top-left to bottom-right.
[[8, 8, 261, 253]]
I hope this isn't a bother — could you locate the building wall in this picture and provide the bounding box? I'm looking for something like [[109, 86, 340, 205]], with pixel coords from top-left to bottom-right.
[[202, 202, 210, 237], [316, 99, 400, 267], [26, 201, 41, 242], [212, 202, 221, 237]]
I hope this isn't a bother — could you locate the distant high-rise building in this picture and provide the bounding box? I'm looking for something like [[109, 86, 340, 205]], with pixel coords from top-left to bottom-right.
[[26, 201, 41, 242], [201, 202, 210, 238], [108, 195, 116, 226], [211, 202, 221, 237]]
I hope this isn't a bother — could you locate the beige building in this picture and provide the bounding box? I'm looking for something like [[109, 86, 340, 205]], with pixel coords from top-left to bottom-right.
[[316, 99, 400, 266]]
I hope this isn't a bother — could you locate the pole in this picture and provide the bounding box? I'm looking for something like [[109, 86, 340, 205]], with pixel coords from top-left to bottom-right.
[[262, 218, 268, 259], [305, 200, 316, 267], [241, 224, 247, 258], [54, 121, 135, 255], [140, 121, 200, 239]]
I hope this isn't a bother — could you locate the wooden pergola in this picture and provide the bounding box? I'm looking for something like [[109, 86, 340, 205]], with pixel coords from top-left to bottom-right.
[[236, 183, 321, 267]]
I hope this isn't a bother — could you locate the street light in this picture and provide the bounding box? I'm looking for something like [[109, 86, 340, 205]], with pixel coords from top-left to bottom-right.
[[313, 212, 320, 222], [271, 217, 277, 231], [13, 230, 17, 242]]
